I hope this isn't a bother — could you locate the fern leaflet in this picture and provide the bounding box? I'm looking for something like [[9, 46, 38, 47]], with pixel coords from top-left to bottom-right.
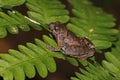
[[0, 0, 25, 8]]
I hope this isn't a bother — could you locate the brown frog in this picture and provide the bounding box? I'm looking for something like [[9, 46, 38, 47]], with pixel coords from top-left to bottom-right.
[[49, 22, 95, 60]]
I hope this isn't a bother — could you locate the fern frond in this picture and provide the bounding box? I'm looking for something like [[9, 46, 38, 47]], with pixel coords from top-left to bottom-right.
[[101, 34, 120, 79], [0, 11, 41, 38], [0, 0, 25, 8], [67, 0, 119, 49], [71, 62, 114, 80], [0, 0, 69, 38], [0, 37, 63, 80], [26, 0, 69, 25], [71, 32, 120, 80], [0, 35, 79, 80]]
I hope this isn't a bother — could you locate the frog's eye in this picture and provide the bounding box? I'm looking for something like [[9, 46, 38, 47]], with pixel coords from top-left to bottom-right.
[[84, 39, 95, 48], [86, 42, 91, 46]]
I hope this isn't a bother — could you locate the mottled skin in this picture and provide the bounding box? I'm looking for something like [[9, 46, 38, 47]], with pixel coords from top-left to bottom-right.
[[49, 22, 95, 60]]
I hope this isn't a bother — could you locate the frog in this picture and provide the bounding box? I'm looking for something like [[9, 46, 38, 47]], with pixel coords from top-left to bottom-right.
[[49, 22, 95, 60]]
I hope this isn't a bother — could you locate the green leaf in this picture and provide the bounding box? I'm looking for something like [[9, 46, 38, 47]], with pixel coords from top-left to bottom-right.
[[26, 0, 69, 24], [105, 52, 120, 69], [71, 61, 113, 80], [0, 11, 18, 24], [78, 59, 88, 66], [66, 57, 79, 66], [8, 49, 29, 61], [102, 60, 120, 74], [75, 72, 93, 80], [67, 23, 86, 37], [13, 66, 25, 80], [3, 71, 13, 80], [0, 11, 42, 38], [0, 26, 7, 38], [48, 51, 65, 60], [70, 77, 79, 80], [19, 24, 30, 31], [0, 60, 10, 68], [42, 56, 56, 72], [42, 35, 57, 47], [0, 0, 25, 8], [35, 38, 48, 50], [0, 54, 19, 64], [0, 37, 68, 80], [7, 25, 19, 34], [92, 40, 112, 49], [26, 42, 57, 72], [23, 63, 36, 78], [68, 0, 118, 50], [34, 60, 48, 78], [18, 45, 37, 58]]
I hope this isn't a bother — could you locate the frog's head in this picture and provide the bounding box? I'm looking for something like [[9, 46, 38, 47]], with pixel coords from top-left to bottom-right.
[[49, 22, 61, 32], [83, 38, 95, 49], [83, 38, 95, 57]]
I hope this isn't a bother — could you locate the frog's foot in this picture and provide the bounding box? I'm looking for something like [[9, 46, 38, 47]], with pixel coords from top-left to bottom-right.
[[46, 45, 61, 51]]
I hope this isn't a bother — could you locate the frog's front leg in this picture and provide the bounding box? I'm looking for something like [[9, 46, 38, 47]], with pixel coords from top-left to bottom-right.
[[57, 36, 64, 48], [46, 38, 64, 52]]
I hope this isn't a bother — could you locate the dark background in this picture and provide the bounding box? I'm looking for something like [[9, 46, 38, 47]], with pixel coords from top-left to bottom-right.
[[0, 0, 120, 80]]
